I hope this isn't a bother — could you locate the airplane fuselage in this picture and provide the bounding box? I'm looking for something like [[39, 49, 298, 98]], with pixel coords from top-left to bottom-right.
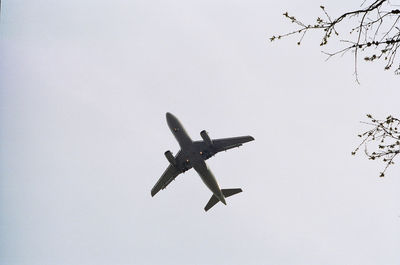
[[166, 112, 226, 204]]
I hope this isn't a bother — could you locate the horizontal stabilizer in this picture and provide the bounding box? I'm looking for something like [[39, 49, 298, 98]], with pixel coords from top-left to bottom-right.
[[204, 188, 243, 212], [204, 194, 219, 212], [221, 188, 242, 198]]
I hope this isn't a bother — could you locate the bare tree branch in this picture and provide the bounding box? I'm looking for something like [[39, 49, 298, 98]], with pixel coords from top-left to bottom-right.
[[271, 0, 400, 81], [352, 114, 400, 177]]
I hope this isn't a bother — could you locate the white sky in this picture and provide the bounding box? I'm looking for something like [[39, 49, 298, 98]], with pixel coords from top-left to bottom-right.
[[1, 1, 399, 265]]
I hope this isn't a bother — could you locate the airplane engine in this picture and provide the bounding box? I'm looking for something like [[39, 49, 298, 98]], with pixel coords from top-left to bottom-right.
[[200, 130, 213, 147], [164, 150, 177, 166]]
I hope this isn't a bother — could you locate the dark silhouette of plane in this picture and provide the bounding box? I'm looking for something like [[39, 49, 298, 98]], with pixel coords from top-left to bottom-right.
[[151, 112, 254, 211]]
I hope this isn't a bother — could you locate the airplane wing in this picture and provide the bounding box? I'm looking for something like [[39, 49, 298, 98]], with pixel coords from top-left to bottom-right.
[[151, 164, 181, 197], [193, 135, 254, 160], [212, 136, 255, 153]]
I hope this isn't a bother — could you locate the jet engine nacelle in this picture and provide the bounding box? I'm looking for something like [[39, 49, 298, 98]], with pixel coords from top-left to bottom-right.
[[200, 130, 213, 147], [164, 150, 177, 166]]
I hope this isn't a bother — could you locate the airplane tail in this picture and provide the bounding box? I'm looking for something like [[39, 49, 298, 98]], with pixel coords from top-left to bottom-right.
[[204, 188, 242, 212]]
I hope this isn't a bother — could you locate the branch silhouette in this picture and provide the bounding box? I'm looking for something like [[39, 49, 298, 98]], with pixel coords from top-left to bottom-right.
[[353, 114, 400, 177], [271, 0, 400, 82], [273, 1, 399, 176]]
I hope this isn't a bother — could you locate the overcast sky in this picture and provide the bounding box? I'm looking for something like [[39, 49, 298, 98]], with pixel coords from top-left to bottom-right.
[[1, 1, 399, 265]]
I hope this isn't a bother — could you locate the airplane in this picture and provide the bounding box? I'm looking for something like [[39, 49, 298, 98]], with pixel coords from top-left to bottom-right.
[[151, 112, 254, 211]]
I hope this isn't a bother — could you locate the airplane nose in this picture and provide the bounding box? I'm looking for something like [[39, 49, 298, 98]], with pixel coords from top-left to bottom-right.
[[166, 112, 173, 120]]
